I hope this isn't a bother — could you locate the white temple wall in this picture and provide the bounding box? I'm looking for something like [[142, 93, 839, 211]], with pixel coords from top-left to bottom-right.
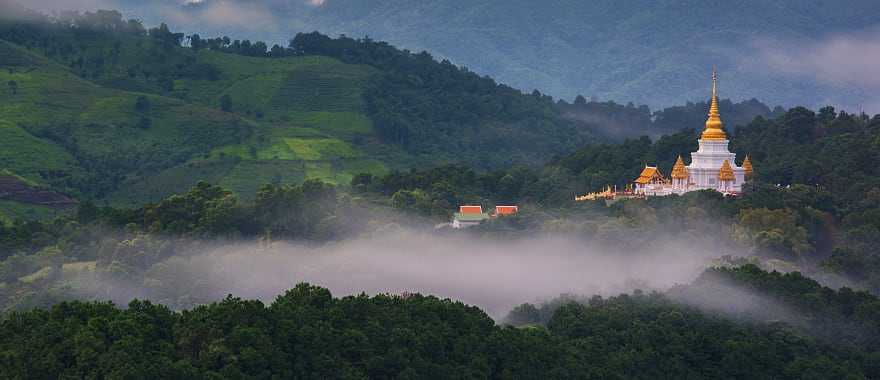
[[686, 138, 744, 192]]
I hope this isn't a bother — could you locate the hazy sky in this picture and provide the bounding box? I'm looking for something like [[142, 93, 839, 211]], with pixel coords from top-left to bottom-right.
[[747, 28, 880, 112]]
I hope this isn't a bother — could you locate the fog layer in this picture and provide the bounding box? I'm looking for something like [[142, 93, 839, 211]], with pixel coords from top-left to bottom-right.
[[88, 230, 721, 318]]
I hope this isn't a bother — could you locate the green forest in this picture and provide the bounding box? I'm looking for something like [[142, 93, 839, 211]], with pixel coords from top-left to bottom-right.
[[4, 267, 880, 379], [3, 4, 880, 379]]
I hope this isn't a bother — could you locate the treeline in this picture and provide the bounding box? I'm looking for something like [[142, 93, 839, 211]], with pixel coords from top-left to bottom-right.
[[0, 10, 218, 88], [680, 264, 880, 349], [288, 32, 596, 165], [731, 107, 880, 292], [508, 264, 880, 354], [0, 7, 145, 35], [194, 31, 780, 146], [560, 97, 781, 138], [3, 272, 879, 379], [197, 30, 779, 144], [1, 180, 340, 259], [0, 179, 384, 311]]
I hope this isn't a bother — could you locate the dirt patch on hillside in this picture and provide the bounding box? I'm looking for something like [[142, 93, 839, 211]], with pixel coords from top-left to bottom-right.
[[0, 175, 77, 208]]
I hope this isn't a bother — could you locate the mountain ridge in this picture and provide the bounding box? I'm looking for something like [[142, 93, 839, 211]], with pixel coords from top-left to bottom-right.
[[103, 0, 880, 111]]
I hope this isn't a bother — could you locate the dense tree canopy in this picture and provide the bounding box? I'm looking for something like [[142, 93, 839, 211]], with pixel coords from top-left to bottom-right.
[[3, 273, 879, 379]]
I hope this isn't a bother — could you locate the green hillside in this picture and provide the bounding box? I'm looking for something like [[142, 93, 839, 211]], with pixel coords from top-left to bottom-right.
[[0, 15, 404, 205], [0, 38, 252, 201], [102, 51, 394, 204], [0, 200, 58, 222], [0, 11, 600, 207]]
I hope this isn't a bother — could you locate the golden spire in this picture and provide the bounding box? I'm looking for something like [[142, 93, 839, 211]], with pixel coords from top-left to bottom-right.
[[701, 68, 727, 140], [671, 155, 689, 179], [718, 159, 736, 182], [742, 154, 753, 178]]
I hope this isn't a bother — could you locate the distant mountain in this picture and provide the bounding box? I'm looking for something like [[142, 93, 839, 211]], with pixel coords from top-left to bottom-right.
[[84, 0, 880, 112]]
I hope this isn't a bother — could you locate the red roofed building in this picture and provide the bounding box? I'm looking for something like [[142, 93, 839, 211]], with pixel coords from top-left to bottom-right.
[[453, 205, 489, 229], [493, 205, 518, 217], [459, 205, 483, 215]]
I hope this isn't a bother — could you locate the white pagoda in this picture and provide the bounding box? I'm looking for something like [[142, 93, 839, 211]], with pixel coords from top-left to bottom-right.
[[634, 70, 753, 197]]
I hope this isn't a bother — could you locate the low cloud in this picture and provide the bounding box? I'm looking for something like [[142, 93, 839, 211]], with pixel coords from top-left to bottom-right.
[[161, 1, 279, 33], [70, 230, 722, 318], [3, 0, 317, 36], [10, 0, 117, 11]]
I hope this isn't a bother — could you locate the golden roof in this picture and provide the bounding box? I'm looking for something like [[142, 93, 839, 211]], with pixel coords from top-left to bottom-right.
[[742, 154, 753, 178], [635, 166, 665, 184], [670, 155, 689, 179], [701, 68, 727, 141], [718, 159, 736, 182]]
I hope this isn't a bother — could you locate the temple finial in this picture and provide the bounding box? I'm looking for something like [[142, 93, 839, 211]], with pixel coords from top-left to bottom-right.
[[712, 66, 717, 99], [702, 67, 726, 140]]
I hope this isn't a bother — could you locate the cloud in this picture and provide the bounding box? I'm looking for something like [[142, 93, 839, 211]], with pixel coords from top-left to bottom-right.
[[14, 0, 109, 10], [67, 229, 723, 319], [748, 28, 880, 113], [161, 0, 279, 32]]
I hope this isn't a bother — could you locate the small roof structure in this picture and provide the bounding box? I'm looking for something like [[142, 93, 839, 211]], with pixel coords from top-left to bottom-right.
[[634, 166, 666, 184], [718, 160, 736, 182], [670, 155, 689, 179], [495, 205, 518, 216], [742, 155, 754, 178], [455, 205, 489, 224], [459, 205, 483, 215]]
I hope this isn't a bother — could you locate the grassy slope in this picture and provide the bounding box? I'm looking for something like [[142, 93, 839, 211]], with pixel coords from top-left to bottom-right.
[[0, 42, 81, 184], [0, 39, 248, 199], [1, 37, 395, 207], [0, 200, 59, 222], [108, 50, 394, 203]]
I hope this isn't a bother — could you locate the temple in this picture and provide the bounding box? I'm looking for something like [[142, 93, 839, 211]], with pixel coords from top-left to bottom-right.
[[577, 70, 753, 201]]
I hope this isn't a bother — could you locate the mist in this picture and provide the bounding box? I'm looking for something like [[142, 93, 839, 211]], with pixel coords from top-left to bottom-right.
[[70, 229, 725, 318]]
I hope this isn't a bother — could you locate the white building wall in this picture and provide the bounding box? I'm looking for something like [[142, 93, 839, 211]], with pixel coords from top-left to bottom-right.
[[686, 139, 744, 193], [452, 219, 483, 229]]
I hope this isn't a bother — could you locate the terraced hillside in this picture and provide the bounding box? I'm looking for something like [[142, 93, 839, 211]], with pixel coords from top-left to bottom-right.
[[106, 52, 395, 204]]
